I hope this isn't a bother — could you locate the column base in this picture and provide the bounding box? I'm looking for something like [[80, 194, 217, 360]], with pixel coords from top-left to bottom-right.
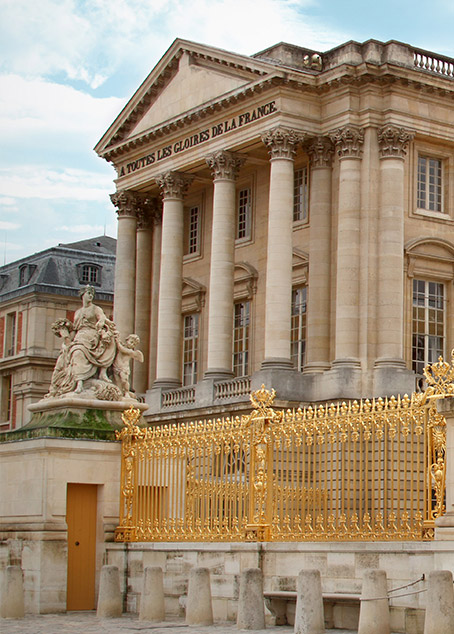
[[260, 358, 294, 371], [203, 369, 234, 381], [303, 361, 331, 374], [373, 360, 416, 397], [152, 378, 181, 390]]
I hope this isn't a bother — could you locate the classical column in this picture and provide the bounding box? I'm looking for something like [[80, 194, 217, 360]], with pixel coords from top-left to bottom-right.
[[205, 151, 245, 379], [304, 136, 334, 372], [375, 125, 414, 367], [330, 126, 364, 366], [110, 190, 139, 338], [261, 126, 303, 369], [154, 172, 193, 388], [148, 216, 162, 388], [134, 197, 160, 394]]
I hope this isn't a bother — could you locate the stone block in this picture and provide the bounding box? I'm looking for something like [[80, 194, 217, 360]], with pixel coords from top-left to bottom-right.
[[97, 565, 122, 618], [185, 567, 213, 626], [405, 608, 425, 634], [237, 568, 265, 630]]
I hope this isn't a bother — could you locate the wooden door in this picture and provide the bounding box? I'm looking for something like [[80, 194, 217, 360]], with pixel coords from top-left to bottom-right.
[[66, 483, 97, 610]]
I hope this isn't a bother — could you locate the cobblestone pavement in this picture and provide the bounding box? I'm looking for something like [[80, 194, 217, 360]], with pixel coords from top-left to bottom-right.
[[0, 613, 360, 633]]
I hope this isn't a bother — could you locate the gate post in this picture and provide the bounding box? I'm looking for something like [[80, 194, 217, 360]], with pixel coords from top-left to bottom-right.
[[245, 386, 281, 541], [434, 397, 454, 538]]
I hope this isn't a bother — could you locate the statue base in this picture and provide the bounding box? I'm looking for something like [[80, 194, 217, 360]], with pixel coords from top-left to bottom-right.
[[7, 397, 149, 441]]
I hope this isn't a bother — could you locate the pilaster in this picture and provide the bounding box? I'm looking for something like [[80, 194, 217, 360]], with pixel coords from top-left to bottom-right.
[[304, 136, 334, 373], [374, 125, 415, 396], [330, 126, 364, 369]]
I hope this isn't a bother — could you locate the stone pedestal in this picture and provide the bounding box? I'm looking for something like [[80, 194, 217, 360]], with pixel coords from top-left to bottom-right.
[[24, 397, 148, 441]]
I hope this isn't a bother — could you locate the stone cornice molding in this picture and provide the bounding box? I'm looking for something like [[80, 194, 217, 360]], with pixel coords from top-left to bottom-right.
[[206, 151, 245, 181], [155, 172, 194, 200], [136, 197, 161, 230], [304, 136, 334, 168], [110, 190, 144, 218], [262, 126, 304, 159], [102, 76, 284, 161], [330, 126, 364, 159], [377, 125, 415, 159]]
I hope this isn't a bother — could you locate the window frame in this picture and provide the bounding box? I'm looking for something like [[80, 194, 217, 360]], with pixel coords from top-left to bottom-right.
[[4, 312, 16, 357], [78, 263, 101, 286], [411, 279, 446, 376], [182, 313, 199, 386], [184, 196, 204, 261], [291, 286, 307, 372], [293, 165, 309, 225], [232, 300, 250, 377], [411, 143, 453, 222]]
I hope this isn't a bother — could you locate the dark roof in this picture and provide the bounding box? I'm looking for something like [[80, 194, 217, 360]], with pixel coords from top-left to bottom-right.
[[58, 235, 117, 255], [0, 236, 116, 303]]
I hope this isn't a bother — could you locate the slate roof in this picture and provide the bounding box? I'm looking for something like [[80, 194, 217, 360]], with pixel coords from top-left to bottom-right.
[[0, 236, 116, 303]]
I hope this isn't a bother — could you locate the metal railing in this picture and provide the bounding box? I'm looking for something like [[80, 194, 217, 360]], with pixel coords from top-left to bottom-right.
[[115, 357, 450, 542]]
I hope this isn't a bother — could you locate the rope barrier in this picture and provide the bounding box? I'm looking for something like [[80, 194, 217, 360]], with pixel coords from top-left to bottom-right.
[[359, 574, 426, 602], [360, 588, 427, 602]]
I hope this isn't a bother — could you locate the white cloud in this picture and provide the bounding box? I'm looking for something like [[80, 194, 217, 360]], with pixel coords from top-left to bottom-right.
[[0, 197, 17, 206], [0, 74, 125, 144], [0, 167, 114, 201], [0, 0, 347, 91], [57, 224, 105, 233], [0, 221, 21, 230]]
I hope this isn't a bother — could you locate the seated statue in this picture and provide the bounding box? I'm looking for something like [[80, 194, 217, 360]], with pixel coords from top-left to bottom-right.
[[45, 285, 142, 402], [70, 284, 117, 393]]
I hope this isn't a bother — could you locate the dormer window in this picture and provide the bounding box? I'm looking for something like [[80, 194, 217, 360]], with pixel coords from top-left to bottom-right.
[[78, 264, 101, 286], [19, 264, 36, 287]]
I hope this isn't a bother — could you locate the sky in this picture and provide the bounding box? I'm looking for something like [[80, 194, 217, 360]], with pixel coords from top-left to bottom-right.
[[1, 0, 454, 264]]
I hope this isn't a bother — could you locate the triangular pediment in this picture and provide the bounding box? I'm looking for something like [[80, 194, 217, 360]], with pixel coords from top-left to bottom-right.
[[130, 53, 251, 137], [94, 39, 275, 156]]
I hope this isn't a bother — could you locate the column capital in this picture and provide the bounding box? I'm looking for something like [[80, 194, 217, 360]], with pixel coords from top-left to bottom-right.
[[330, 126, 364, 159], [304, 136, 334, 168], [377, 125, 415, 159], [136, 197, 161, 230], [155, 171, 193, 200], [206, 150, 245, 181], [262, 126, 304, 160], [110, 190, 144, 218]]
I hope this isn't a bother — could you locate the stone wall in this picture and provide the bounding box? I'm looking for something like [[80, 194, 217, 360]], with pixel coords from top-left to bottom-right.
[[104, 540, 454, 633]]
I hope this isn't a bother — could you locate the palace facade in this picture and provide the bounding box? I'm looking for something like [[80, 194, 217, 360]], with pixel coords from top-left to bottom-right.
[[95, 38, 454, 420], [0, 236, 116, 429]]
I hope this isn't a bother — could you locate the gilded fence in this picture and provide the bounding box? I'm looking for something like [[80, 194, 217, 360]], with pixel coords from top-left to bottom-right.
[[115, 356, 451, 542]]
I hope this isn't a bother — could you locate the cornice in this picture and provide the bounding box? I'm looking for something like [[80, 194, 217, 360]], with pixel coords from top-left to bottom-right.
[[97, 42, 278, 155], [101, 61, 454, 165], [102, 75, 286, 162]]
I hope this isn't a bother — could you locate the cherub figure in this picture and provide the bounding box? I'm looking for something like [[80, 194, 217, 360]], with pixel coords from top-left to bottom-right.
[[112, 334, 143, 397]]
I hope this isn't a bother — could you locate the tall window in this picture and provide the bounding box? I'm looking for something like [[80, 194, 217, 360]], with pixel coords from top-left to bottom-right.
[[291, 287, 307, 371], [80, 264, 100, 285], [233, 301, 250, 377], [236, 188, 251, 240], [1, 375, 12, 422], [293, 167, 309, 222], [412, 280, 445, 375], [182, 314, 199, 386], [5, 312, 16, 357], [417, 156, 442, 212], [187, 206, 200, 255]]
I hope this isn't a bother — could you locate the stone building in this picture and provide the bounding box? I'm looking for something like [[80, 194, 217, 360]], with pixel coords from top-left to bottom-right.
[[96, 37, 454, 420], [0, 235, 116, 430]]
